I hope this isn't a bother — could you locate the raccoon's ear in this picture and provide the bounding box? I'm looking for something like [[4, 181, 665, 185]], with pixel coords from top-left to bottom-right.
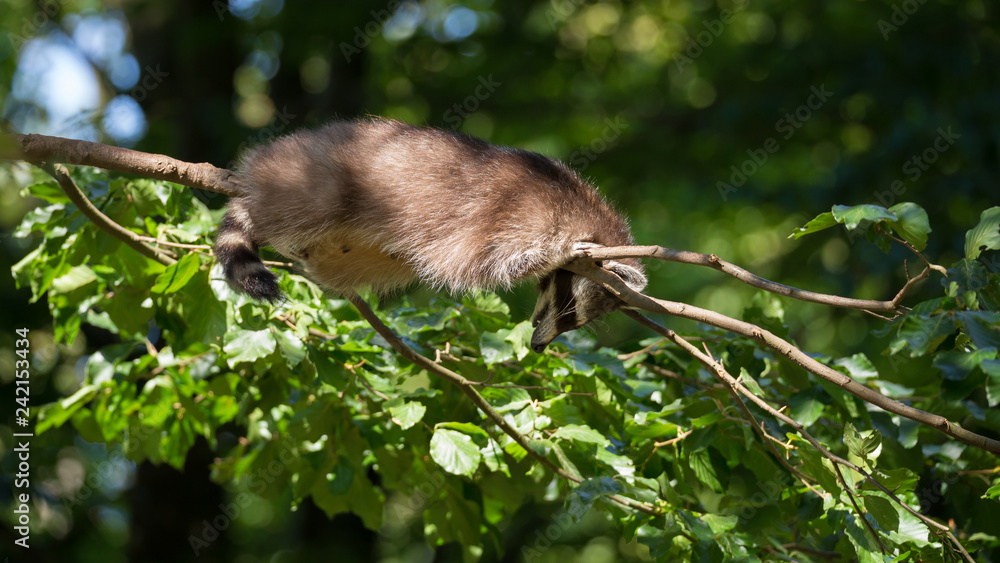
[[605, 261, 647, 292]]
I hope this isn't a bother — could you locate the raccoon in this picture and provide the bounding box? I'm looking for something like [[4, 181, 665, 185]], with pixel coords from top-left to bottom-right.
[[215, 118, 647, 352]]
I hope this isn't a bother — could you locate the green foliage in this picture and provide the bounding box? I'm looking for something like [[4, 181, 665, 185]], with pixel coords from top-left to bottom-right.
[[790, 202, 933, 252], [13, 170, 1000, 561]]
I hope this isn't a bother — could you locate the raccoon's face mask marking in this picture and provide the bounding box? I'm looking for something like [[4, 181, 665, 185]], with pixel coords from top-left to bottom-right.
[[529, 262, 647, 353]]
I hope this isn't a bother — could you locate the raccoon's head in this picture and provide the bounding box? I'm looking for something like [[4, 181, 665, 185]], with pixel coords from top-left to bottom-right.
[[529, 261, 647, 352]]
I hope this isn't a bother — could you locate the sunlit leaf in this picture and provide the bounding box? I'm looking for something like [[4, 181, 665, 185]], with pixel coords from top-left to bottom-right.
[[430, 428, 481, 477]]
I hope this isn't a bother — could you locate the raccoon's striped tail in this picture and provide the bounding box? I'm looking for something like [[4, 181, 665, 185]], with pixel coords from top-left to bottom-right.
[[214, 201, 281, 302]]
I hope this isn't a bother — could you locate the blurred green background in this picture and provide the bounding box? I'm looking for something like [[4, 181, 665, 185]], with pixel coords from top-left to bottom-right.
[[0, 0, 997, 561]]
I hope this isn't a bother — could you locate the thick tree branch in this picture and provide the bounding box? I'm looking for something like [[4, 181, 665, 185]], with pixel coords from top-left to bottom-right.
[[41, 163, 177, 266], [577, 245, 917, 315], [3, 132, 245, 197], [568, 260, 1000, 456], [344, 291, 664, 517]]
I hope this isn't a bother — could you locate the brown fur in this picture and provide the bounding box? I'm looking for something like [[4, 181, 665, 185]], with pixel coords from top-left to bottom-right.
[[223, 117, 638, 292], [214, 117, 645, 349]]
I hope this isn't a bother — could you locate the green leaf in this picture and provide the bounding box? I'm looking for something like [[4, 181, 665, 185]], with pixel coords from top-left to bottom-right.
[[688, 449, 722, 492], [624, 410, 680, 440], [223, 329, 277, 367], [430, 428, 482, 477], [552, 424, 610, 446], [738, 368, 765, 395], [893, 311, 957, 357], [946, 259, 990, 297], [436, 422, 491, 448], [832, 204, 896, 230], [845, 512, 883, 563], [327, 457, 355, 496], [956, 312, 1000, 350], [479, 329, 513, 365], [863, 467, 918, 494], [151, 252, 202, 294], [834, 353, 878, 382], [798, 446, 841, 495], [36, 385, 99, 434], [932, 348, 997, 381], [789, 211, 837, 239], [788, 389, 825, 427], [388, 401, 426, 430], [505, 321, 533, 360], [844, 423, 882, 460], [984, 359, 1000, 407], [22, 181, 71, 203], [690, 411, 724, 428], [481, 386, 532, 413], [984, 480, 1000, 500], [964, 206, 1000, 259], [50, 265, 97, 294], [891, 509, 930, 545], [14, 203, 65, 238], [272, 328, 307, 367], [887, 202, 931, 251], [702, 513, 739, 535]]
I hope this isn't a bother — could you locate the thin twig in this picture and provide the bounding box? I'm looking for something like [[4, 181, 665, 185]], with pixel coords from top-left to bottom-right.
[[831, 460, 888, 554], [135, 237, 211, 250], [654, 429, 692, 448], [875, 225, 948, 276], [617, 338, 667, 360], [891, 265, 930, 308], [41, 163, 177, 266]]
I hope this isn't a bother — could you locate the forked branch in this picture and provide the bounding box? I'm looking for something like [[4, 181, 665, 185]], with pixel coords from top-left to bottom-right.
[[566, 259, 1000, 456], [577, 245, 924, 315], [41, 163, 177, 266]]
